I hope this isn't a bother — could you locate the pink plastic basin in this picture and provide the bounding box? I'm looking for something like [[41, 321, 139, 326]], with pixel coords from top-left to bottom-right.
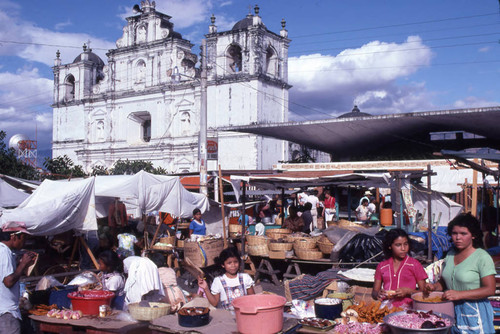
[[232, 294, 286, 334], [411, 291, 455, 318]]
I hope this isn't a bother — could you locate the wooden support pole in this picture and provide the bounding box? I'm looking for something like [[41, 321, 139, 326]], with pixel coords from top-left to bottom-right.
[[472, 160, 478, 217], [79, 236, 99, 269], [427, 165, 433, 262], [218, 165, 228, 248]]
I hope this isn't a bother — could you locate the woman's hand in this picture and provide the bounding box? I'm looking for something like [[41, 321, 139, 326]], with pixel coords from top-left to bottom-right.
[[197, 276, 208, 291], [377, 289, 388, 300], [443, 289, 461, 301]]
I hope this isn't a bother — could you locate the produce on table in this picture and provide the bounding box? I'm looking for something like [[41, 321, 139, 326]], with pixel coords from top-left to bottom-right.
[[386, 310, 452, 329], [46, 309, 83, 320]]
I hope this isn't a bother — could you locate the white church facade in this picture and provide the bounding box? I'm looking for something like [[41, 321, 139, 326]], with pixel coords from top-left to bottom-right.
[[51, 2, 294, 173]]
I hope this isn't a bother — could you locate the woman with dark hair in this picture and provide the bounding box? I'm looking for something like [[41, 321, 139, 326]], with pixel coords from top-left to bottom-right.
[[98, 250, 124, 293], [426, 213, 495, 333], [372, 228, 427, 308], [189, 208, 206, 237], [282, 205, 304, 233]]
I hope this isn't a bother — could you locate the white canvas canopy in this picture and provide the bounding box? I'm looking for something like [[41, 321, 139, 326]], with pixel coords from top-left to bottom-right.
[[411, 184, 463, 226], [0, 178, 30, 208], [0, 178, 96, 236], [93, 170, 209, 218], [0, 171, 209, 236], [421, 165, 496, 193]]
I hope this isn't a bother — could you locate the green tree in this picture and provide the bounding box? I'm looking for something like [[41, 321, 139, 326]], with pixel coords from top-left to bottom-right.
[[110, 159, 154, 175], [91, 165, 109, 176], [0, 131, 39, 180], [43, 155, 87, 179]]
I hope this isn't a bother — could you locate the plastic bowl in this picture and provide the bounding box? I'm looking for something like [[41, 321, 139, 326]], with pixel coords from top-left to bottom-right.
[[411, 292, 454, 318], [68, 290, 115, 315]]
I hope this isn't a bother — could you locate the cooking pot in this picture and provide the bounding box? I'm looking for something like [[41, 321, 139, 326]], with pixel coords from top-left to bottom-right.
[[262, 217, 273, 225], [178, 307, 210, 327], [314, 298, 343, 320]]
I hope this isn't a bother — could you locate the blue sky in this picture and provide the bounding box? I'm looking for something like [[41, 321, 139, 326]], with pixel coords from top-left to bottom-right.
[[0, 0, 499, 159]]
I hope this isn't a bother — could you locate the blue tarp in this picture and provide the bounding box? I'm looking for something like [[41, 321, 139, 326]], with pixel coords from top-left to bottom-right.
[[409, 226, 452, 259]]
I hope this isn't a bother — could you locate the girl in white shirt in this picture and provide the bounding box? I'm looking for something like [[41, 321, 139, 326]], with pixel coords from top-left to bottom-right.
[[198, 247, 255, 310]]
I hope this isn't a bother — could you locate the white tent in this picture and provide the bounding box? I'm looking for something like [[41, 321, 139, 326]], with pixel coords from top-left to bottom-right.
[[0, 178, 96, 236], [0, 178, 30, 208], [0, 171, 209, 236], [411, 184, 463, 227], [92, 171, 209, 218]]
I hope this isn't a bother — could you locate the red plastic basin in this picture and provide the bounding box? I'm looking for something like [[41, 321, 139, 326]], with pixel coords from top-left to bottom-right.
[[68, 290, 115, 315], [232, 294, 286, 334]]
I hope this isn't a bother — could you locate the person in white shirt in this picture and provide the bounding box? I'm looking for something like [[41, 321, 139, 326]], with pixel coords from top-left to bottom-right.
[[0, 222, 36, 334], [307, 191, 320, 230], [198, 247, 254, 310]]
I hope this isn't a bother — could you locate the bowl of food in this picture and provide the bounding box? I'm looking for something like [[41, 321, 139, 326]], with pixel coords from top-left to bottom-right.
[[178, 307, 210, 327], [384, 310, 454, 333], [411, 292, 454, 318]]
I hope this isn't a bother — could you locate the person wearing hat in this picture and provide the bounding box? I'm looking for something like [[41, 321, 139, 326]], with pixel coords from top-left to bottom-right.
[[359, 190, 372, 206], [0, 222, 36, 334]]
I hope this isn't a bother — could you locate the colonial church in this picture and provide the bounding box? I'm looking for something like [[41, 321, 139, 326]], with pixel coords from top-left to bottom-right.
[[51, 1, 292, 173]]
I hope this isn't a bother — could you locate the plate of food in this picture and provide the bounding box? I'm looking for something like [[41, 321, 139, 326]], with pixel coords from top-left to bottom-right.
[[299, 317, 336, 331]]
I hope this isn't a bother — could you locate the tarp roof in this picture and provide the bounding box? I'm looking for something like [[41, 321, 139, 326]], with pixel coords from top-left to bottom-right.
[[222, 106, 500, 159], [0, 178, 30, 208]]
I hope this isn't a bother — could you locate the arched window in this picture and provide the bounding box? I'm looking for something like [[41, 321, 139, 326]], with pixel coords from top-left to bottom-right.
[[136, 25, 147, 43], [226, 44, 242, 73], [265, 46, 278, 77], [180, 111, 191, 136], [64, 74, 75, 101]]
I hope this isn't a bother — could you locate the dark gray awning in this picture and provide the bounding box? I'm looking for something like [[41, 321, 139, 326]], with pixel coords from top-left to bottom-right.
[[221, 106, 500, 159]]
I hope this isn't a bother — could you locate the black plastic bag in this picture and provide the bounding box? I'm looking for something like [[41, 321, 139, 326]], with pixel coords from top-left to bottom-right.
[[339, 233, 384, 263]]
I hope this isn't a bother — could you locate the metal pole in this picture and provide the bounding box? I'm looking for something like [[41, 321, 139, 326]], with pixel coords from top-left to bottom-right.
[[427, 165, 433, 262], [199, 39, 208, 195], [240, 181, 247, 271]]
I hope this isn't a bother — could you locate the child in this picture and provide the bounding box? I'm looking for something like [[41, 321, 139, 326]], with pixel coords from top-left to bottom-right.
[[189, 208, 206, 237], [197, 247, 255, 310], [372, 228, 427, 308], [98, 250, 125, 309]]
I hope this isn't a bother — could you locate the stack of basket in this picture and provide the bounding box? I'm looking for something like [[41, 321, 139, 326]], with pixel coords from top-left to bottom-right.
[[317, 235, 334, 256], [293, 238, 322, 260], [265, 228, 292, 240], [153, 236, 176, 250], [228, 224, 243, 238], [246, 235, 269, 256], [268, 240, 293, 259]]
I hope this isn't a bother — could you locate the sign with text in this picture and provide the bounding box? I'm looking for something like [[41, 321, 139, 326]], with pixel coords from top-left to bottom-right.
[[207, 138, 218, 160]]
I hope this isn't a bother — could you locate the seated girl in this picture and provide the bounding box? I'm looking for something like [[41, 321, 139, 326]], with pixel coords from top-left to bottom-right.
[[197, 247, 255, 310], [98, 250, 125, 309]]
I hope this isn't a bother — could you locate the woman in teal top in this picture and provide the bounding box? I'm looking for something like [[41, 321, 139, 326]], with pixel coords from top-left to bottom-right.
[[426, 213, 496, 334]]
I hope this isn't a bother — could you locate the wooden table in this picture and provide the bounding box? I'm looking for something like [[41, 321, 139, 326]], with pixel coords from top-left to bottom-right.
[[30, 314, 151, 334]]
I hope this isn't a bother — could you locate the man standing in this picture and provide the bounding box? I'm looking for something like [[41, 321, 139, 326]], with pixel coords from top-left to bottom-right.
[[0, 222, 36, 334]]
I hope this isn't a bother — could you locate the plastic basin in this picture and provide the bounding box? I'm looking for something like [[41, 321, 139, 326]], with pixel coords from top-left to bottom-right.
[[68, 290, 115, 315], [232, 294, 286, 334], [411, 292, 454, 318]]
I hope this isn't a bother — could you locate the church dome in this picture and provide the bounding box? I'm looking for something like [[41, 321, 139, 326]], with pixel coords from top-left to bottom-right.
[[73, 51, 105, 66], [232, 14, 266, 31], [338, 105, 372, 118]]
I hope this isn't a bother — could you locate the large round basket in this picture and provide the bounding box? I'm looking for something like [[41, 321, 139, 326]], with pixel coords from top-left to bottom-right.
[[228, 224, 243, 237], [266, 228, 292, 240], [247, 244, 269, 256], [128, 302, 171, 321], [286, 234, 309, 243], [246, 235, 269, 246], [159, 236, 176, 246], [295, 249, 323, 260], [293, 238, 317, 251], [268, 242, 293, 252], [318, 241, 334, 255]]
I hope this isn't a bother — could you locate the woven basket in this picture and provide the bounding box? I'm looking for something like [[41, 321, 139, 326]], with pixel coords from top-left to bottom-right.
[[318, 241, 334, 255], [152, 244, 173, 251], [293, 238, 317, 251], [247, 244, 269, 256], [159, 236, 176, 246], [246, 235, 269, 246], [295, 249, 323, 260], [268, 242, 293, 251], [286, 234, 309, 243], [228, 224, 243, 237], [128, 302, 171, 321], [266, 228, 292, 240]]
